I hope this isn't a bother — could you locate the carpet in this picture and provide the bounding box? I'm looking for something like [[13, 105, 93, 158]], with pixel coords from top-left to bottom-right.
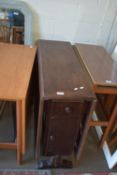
[[63, 173, 116, 175], [0, 171, 115, 175], [0, 170, 51, 175]]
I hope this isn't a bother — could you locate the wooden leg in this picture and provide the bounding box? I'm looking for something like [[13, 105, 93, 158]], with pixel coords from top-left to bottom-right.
[[21, 99, 26, 154], [104, 95, 116, 111], [16, 100, 22, 164], [35, 99, 44, 160], [100, 102, 117, 148], [76, 100, 96, 160], [109, 136, 117, 146], [103, 95, 117, 118]]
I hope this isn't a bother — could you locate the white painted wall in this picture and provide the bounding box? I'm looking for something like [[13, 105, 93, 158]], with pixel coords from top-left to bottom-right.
[[21, 0, 117, 53]]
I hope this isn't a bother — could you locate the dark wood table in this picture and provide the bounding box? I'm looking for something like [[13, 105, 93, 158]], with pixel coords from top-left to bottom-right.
[[74, 43, 117, 148], [36, 40, 96, 161]]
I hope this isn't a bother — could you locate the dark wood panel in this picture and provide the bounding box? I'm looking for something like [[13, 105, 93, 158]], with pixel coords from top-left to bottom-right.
[[43, 101, 85, 155], [48, 102, 84, 119], [38, 40, 95, 100]]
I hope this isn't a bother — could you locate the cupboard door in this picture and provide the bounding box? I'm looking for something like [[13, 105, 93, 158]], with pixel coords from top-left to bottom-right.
[[44, 102, 84, 155]]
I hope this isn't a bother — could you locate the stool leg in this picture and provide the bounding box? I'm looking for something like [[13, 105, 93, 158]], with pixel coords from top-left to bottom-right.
[[100, 102, 117, 147]]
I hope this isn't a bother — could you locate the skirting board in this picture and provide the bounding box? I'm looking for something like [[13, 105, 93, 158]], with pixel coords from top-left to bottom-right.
[[92, 112, 117, 169]]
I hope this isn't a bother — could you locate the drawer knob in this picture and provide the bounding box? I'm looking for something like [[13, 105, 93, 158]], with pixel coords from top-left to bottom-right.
[[50, 136, 53, 140], [65, 107, 71, 113]]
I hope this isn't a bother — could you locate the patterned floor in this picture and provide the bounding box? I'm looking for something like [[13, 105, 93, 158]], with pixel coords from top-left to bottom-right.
[[0, 170, 51, 175], [0, 170, 116, 175], [63, 173, 117, 175]]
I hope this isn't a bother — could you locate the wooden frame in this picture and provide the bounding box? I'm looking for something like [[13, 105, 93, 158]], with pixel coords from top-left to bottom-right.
[[93, 112, 117, 169], [0, 0, 32, 45]]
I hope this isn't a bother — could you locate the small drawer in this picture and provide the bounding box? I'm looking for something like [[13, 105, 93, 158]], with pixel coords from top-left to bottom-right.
[[49, 102, 84, 119]]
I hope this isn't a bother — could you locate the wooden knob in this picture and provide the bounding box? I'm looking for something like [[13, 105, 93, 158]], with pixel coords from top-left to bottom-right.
[[65, 107, 71, 113], [50, 136, 53, 140]]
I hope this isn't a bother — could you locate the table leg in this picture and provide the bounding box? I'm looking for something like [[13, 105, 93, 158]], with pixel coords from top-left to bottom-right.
[[36, 99, 44, 160], [100, 102, 117, 147], [21, 99, 26, 154], [16, 100, 22, 164], [77, 100, 96, 160]]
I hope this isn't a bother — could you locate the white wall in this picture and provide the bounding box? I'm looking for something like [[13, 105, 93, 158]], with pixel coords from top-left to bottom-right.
[[21, 0, 117, 53]]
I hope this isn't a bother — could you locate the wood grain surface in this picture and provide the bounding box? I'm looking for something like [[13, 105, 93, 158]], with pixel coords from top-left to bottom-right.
[[38, 40, 95, 100], [75, 43, 117, 87], [0, 43, 36, 100]]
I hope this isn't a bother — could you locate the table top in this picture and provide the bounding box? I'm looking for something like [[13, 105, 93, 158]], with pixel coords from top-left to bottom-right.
[[75, 43, 117, 87], [38, 40, 95, 100], [0, 43, 36, 100]]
